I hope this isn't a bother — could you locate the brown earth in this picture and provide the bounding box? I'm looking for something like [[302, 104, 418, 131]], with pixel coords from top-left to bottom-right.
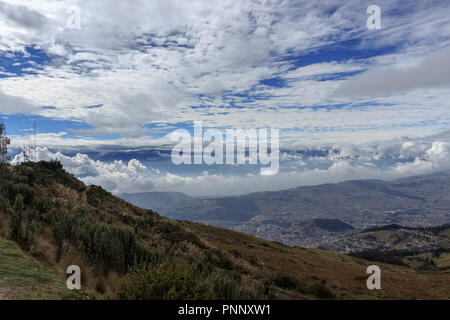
[[0, 288, 14, 300]]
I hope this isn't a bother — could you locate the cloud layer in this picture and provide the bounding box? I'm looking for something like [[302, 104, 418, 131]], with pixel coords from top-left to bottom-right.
[[2, 1, 450, 195], [0, 0, 450, 144], [336, 46, 450, 96], [11, 131, 450, 196]]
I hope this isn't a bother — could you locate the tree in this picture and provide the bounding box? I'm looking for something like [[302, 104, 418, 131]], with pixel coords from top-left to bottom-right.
[[9, 194, 24, 243]]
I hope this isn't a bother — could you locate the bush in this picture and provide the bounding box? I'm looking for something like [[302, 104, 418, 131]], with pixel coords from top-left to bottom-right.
[[272, 273, 297, 290], [308, 283, 335, 299], [52, 210, 149, 273], [117, 260, 214, 300], [2, 182, 35, 207], [86, 185, 111, 207], [8, 195, 36, 251], [9, 195, 24, 243], [208, 248, 234, 270], [206, 271, 255, 300]]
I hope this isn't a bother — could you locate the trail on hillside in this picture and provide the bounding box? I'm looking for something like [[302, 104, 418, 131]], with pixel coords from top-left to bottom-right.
[[0, 288, 14, 300]]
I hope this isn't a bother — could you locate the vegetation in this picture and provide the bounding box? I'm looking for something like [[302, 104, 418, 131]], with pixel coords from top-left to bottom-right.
[[0, 237, 89, 300], [118, 260, 214, 300], [349, 250, 408, 266], [0, 161, 449, 300], [0, 161, 268, 299], [51, 209, 149, 273]]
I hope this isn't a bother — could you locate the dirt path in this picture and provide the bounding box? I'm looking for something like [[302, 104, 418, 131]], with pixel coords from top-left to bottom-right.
[[0, 288, 14, 300]]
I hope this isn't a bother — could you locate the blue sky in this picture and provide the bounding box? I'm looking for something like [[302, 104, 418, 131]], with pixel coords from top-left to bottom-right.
[[1, 0, 450, 196]]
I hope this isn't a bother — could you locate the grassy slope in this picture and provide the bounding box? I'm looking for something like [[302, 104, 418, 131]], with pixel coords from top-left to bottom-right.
[[0, 161, 449, 300], [186, 222, 450, 300], [0, 237, 89, 300]]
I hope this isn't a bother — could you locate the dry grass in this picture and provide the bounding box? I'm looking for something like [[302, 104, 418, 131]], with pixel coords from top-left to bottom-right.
[[0, 237, 91, 300], [57, 249, 97, 289], [186, 222, 450, 300], [31, 236, 57, 265]]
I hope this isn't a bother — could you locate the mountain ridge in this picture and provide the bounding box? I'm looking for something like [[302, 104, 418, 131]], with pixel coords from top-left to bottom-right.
[[121, 171, 450, 247]]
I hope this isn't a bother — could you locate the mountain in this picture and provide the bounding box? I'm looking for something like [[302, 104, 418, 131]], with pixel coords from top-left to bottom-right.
[[1, 161, 449, 300], [122, 172, 450, 247], [120, 191, 191, 213], [311, 219, 355, 232]]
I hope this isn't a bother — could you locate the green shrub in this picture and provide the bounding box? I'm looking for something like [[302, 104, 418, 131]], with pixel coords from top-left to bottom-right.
[[272, 273, 297, 290], [307, 283, 335, 299], [52, 210, 149, 273], [8, 195, 36, 251], [208, 248, 234, 270], [117, 260, 214, 300], [9, 195, 24, 243], [206, 271, 254, 300]]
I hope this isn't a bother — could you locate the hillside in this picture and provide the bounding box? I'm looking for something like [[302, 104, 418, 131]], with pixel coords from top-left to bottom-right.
[[321, 224, 450, 272], [0, 237, 89, 300], [1, 161, 449, 300], [185, 222, 450, 300], [121, 173, 450, 247], [322, 224, 450, 254], [321, 224, 450, 264]]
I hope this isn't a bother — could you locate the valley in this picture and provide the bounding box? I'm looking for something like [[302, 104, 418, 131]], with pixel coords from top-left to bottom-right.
[[121, 172, 450, 247]]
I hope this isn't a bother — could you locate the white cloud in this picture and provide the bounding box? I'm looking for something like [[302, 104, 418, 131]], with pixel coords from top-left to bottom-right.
[[10, 131, 450, 196], [0, 88, 36, 113], [335, 46, 450, 97], [0, 0, 449, 145]]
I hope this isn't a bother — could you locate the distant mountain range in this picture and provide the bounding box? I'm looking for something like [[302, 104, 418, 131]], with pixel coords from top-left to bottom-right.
[[120, 171, 450, 247], [119, 191, 191, 214]]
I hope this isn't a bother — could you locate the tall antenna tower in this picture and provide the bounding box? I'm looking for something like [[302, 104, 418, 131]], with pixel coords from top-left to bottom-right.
[[0, 122, 11, 163]]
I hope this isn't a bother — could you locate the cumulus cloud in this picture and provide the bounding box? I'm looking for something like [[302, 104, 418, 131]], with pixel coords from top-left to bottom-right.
[[0, 1, 49, 31], [1, 0, 449, 142], [10, 132, 450, 196], [0, 88, 36, 113], [12, 147, 155, 192], [335, 46, 450, 97]]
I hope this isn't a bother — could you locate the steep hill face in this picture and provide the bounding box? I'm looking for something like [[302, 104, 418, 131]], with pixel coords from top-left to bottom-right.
[[122, 173, 450, 247], [0, 237, 89, 300], [1, 161, 449, 300]]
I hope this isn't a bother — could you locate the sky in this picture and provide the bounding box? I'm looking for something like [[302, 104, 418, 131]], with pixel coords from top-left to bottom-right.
[[1, 0, 450, 196]]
